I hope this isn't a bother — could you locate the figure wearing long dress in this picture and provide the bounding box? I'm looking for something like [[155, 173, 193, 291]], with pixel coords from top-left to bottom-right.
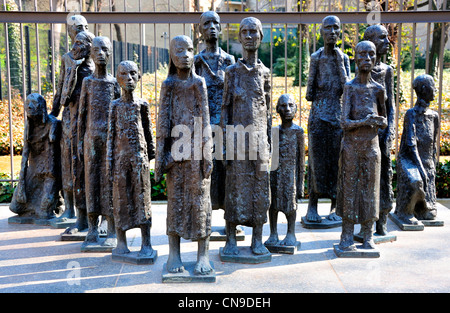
[[50, 15, 90, 227], [220, 17, 272, 257], [107, 61, 156, 259], [194, 11, 235, 212], [363, 24, 396, 236], [52, 31, 95, 233], [78, 36, 120, 249], [155, 35, 213, 275], [337, 41, 387, 251], [264, 94, 304, 248], [395, 74, 440, 224], [305, 15, 350, 224], [10, 94, 62, 221]]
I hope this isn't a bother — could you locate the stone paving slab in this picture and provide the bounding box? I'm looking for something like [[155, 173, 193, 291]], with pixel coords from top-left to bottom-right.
[[0, 201, 449, 293]]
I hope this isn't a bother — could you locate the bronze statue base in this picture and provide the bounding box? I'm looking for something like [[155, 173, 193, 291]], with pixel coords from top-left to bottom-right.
[[162, 261, 216, 283], [333, 244, 380, 258], [264, 241, 301, 255], [219, 247, 272, 264], [389, 213, 424, 231], [111, 249, 157, 265]]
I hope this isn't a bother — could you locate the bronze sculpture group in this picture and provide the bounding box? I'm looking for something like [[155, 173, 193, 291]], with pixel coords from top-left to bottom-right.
[[8, 12, 442, 280]]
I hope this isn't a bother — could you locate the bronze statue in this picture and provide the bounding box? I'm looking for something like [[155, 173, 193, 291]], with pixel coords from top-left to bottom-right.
[[394, 74, 440, 226], [220, 17, 272, 261], [155, 35, 214, 276], [336, 41, 387, 255], [108, 61, 156, 263], [363, 24, 396, 237], [304, 15, 350, 228], [78, 36, 120, 251], [264, 94, 304, 254], [9, 94, 63, 224], [195, 10, 235, 217], [55, 30, 95, 234], [50, 16, 92, 231]]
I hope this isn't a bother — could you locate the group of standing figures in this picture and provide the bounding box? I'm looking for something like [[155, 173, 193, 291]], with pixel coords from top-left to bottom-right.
[[9, 11, 441, 279]]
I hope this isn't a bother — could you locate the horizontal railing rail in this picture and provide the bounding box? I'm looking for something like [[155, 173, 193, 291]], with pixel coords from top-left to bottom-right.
[[0, 10, 449, 24]]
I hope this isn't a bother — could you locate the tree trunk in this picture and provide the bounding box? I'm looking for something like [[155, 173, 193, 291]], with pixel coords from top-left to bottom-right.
[[111, 0, 123, 42], [427, 1, 450, 77]]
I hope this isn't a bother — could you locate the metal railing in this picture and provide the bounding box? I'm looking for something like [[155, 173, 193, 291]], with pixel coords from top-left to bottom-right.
[[0, 0, 449, 183]]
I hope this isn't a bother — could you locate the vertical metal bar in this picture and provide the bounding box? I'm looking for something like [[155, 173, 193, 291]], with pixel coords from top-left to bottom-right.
[[341, 0, 345, 51], [410, 0, 417, 108], [182, 0, 185, 35], [298, 24, 302, 127], [437, 0, 448, 162], [64, 0, 68, 52], [3, 0, 14, 183], [284, 23, 287, 94], [270, 23, 273, 118], [25, 25, 31, 96], [50, 0, 55, 96], [355, 0, 360, 45], [425, 0, 432, 73], [35, 0, 41, 94], [313, 0, 316, 53], [383, 0, 388, 63], [139, 0, 143, 98], [226, 0, 229, 54], [153, 0, 158, 128], [18, 0, 26, 99], [109, 0, 114, 76], [167, 0, 170, 48], [395, 22, 402, 158], [298, 2, 302, 126], [124, 0, 128, 60]]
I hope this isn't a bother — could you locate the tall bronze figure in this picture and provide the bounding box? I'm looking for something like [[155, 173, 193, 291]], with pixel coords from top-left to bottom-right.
[[78, 36, 120, 251], [108, 61, 157, 264], [194, 11, 237, 240], [393, 74, 441, 229], [50, 15, 92, 232], [155, 35, 214, 279], [264, 94, 304, 254], [335, 41, 387, 257], [362, 24, 396, 239], [303, 15, 350, 228], [9, 94, 63, 224], [220, 17, 272, 262]]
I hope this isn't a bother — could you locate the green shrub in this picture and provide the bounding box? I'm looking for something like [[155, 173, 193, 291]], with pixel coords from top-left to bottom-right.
[[150, 169, 167, 201], [436, 160, 450, 198], [0, 173, 16, 203]]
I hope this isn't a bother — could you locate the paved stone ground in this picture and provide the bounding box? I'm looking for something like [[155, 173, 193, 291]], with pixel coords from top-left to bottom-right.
[[0, 201, 449, 293]]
